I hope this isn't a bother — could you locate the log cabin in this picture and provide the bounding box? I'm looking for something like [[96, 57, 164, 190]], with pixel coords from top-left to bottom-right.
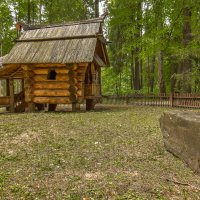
[[0, 16, 109, 112]]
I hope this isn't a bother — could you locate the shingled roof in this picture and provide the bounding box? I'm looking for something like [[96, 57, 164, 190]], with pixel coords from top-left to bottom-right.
[[3, 16, 109, 66]]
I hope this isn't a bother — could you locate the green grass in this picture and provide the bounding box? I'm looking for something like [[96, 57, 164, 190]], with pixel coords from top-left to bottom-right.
[[0, 105, 199, 200]]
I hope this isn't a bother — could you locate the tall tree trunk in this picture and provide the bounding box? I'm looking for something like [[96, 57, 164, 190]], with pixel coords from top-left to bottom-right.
[[194, 58, 200, 92], [28, 0, 31, 24], [171, 62, 177, 93], [134, 48, 140, 90], [134, 1, 142, 91], [131, 49, 134, 90], [177, 2, 192, 92], [155, 0, 166, 94], [48, 0, 53, 24], [32, 1, 35, 24], [39, 0, 42, 24], [150, 56, 155, 93], [158, 50, 166, 93], [95, 0, 99, 18], [140, 58, 143, 89]]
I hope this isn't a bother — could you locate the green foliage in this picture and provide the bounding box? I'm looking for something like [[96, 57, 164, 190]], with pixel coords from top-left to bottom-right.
[[0, 0, 199, 94], [43, 0, 88, 23], [0, 0, 15, 55], [105, 0, 200, 94]]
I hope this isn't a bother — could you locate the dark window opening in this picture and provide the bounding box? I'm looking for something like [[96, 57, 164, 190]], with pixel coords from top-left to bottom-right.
[[47, 70, 57, 80]]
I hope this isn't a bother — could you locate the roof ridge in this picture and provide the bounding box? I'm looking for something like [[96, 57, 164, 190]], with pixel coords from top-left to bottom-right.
[[15, 34, 104, 43], [16, 14, 107, 31]]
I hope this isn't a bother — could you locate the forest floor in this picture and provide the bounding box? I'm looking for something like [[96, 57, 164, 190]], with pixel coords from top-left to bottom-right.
[[0, 105, 199, 200]]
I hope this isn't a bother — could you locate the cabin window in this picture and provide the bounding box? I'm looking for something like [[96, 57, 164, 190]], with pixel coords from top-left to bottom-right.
[[47, 70, 57, 80]]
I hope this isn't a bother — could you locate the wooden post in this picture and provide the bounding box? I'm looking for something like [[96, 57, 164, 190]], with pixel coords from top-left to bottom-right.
[[0, 80, 2, 96], [86, 99, 95, 111], [9, 78, 15, 112], [6, 79, 10, 96], [48, 104, 57, 112], [170, 93, 174, 107], [5, 79, 10, 111], [72, 103, 80, 111], [22, 65, 35, 112]]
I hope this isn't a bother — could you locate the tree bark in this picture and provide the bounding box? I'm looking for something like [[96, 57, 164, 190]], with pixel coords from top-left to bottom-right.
[[149, 56, 155, 93], [95, 0, 99, 18], [177, 3, 192, 92], [131, 49, 134, 90], [155, 0, 166, 94], [134, 1, 142, 91], [134, 48, 140, 90], [39, 0, 42, 24], [158, 50, 166, 93], [171, 64, 178, 93], [140, 58, 143, 89], [28, 0, 31, 24]]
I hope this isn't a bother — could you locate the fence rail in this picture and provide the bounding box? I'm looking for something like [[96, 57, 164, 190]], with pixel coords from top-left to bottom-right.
[[102, 93, 200, 109]]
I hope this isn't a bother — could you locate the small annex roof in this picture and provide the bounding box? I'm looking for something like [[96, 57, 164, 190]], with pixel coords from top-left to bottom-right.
[[3, 15, 109, 66]]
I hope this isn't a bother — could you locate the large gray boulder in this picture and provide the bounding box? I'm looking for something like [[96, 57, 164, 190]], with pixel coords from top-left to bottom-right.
[[160, 111, 200, 173]]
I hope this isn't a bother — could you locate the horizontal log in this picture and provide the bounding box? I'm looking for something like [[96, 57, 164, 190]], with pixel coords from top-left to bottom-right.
[[33, 75, 78, 84], [77, 63, 88, 69], [33, 97, 73, 104], [34, 74, 71, 82], [0, 97, 10, 105], [67, 64, 78, 71], [34, 68, 69, 75], [33, 89, 71, 97], [31, 63, 66, 67], [77, 68, 87, 74], [68, 70, 77, 77], [34, 81, 70, 89]]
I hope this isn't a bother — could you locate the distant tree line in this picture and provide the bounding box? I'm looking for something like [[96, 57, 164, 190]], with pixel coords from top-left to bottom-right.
[[0, 0, 199, 94], [105, 0, 200, 94]]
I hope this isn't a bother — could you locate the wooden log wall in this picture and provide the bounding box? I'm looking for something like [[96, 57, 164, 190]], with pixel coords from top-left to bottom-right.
[[22, 65, 35, 112], [0, 96, 10, 105], [32, 63, 88, 105]]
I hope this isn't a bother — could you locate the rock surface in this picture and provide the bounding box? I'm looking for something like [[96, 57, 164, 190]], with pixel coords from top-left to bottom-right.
[[160, 111, 200, 173]]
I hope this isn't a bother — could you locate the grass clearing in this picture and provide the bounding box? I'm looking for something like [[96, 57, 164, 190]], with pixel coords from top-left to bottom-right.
[[0, 105, 199, 199]]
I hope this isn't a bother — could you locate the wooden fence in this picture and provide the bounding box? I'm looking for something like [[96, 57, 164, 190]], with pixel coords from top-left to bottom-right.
[[102, 93, 200, 109]]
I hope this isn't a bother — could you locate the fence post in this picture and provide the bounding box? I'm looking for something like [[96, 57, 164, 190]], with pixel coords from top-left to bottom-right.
[[170, 93, 174, 107]]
